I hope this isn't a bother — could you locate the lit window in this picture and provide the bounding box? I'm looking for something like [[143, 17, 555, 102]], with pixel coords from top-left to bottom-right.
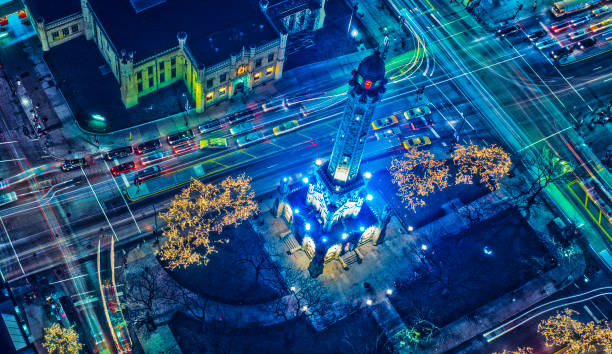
[[266, 67, 274, 76], [206, 92, 214, 102], [218, 87, 226, 96], [254, 72, 261, 81], [364, 80, 372, 89], [51, 31, 59, 40]]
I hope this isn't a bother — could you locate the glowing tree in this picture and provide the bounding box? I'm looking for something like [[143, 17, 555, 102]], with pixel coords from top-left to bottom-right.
[[537, 308, 612, 353], [159, 174, 258, 270], [42, 323, 83, 354], [390, 147, 450, 212], [453, 143, 511, 191]]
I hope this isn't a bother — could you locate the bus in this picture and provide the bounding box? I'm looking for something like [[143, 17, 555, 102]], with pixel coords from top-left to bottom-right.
[[551, 0, 602, 17]]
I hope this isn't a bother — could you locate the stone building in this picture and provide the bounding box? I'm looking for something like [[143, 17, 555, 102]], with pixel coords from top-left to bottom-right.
[[24, 0, 289, 113], [260, 0, 326, 34]]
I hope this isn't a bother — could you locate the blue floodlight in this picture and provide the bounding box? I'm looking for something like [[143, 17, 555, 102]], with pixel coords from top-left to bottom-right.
[[322, 237, 328, 243], [366, 194, 373, 201], [351, 29, 359, 37], [294, 208, 299, 214], [483, 246, 493, 255], [342, 233, 348, 240], [91, 114, 106, 122], [363, 171, 372, 179], [302, 177, 309, 184], [283, 177, 288, 182], [305, 223, 311, 231], [360, 226, 365, 232]]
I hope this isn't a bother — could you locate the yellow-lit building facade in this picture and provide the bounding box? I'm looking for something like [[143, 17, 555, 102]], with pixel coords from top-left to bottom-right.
[[27, 0, 289, 113]]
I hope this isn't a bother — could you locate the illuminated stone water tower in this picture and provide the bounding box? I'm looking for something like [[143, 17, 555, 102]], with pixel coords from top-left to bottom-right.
[[274, 50, 389, 277], [306, 51, 387, 231]]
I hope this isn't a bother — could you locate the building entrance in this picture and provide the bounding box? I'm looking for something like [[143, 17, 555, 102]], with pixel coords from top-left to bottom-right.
[[233, 75, 248, 95]]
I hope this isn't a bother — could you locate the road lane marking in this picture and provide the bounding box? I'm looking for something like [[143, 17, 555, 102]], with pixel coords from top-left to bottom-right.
[[583, 305, 599, 322], [429, 127, 440, 138], [591, 301, 608, 320], [0, 217, 25, 275], [80, 167, 119, 241]]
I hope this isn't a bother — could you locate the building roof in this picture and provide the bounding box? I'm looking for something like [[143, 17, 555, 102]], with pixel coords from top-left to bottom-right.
[[357, 52, 385, 82], [45, 36, 191, 133], [87, 0, 279, 66], [24, 0, 81, 23]]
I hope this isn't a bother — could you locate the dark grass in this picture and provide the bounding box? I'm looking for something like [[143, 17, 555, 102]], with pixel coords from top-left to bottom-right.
[[165, 223, 286, 305], [170, 310, 391, 354], [390, 208, 556, 328], [373, 167, 490, 229]]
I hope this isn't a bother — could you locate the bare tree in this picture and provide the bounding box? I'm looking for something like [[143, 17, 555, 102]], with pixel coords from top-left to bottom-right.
[[507, 153, 573, 217]]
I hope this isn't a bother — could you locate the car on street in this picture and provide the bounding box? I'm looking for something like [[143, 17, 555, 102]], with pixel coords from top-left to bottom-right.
[[551, 18, 573, 33], [110, 161, 135, 176], [496, 24, 521, 37], [200, 138, 228, 149], [0, 192, 18, 206], [550, 46, 573, 59], [273, 120, 299, 135], [104, 146, 133, 160], [136, 139, 161, 154], [406, 117, 434, 131], [173, 140, 197, 154], [579, 37, 597, 50], [141, 151, 166, 165], [167, 130, 194, 145], [237, 131, 264, 147], [402, 136, 432, 149], [527, 30, 547, 42], [230, 121, 254, 135], [404, 105, 432, 119], [134, 165, 163, 184], [535, 36, 557, 50], [262, 98, 287, 112], [199, 119, 223, 134], [62, 158, 88, 171], [227, 108, 255, 124], [371, 115, 399, 130]]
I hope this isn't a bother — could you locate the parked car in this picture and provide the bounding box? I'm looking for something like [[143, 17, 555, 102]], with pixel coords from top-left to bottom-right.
[[496, 24, 521, 37], [199, 120, 223, 134], [110, 161, 135, 176], [134, 165, 163, 184], [141, 151, 166, 166], [403, 105, 432, 119], [136, 139, 161, 154], [0, 192, 18, 206], [167, 130, 194, 145], [273, 120, 299, 135], [200, 138, 228, 149], [104, 146, 133, 160], [579, 37, 597, 50], [402, 136, 432, 149], [550, 46, 573, 59], [237, 131, 264, 147], [527, 30, 547, 42], [371, 115, 399, 130], [230, 122, 254, 135], [262, 98, 287, 112], [227, 108, 255, 124], [406, 117, 434, 131], [62, 158, 88, 171], [172, 140, 197, 154]]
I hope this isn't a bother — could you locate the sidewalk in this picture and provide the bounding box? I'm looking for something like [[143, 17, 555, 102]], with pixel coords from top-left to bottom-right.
[[467, 0, 554, 31]]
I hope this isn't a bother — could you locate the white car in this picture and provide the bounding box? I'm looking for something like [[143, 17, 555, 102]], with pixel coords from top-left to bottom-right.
[[230, 122, 254, 135], [237, 131, 264, 147]]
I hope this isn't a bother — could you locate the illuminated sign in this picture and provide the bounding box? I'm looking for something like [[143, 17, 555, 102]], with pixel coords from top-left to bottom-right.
[[237, 65, 247, 75], [364, 80, 372, 89]]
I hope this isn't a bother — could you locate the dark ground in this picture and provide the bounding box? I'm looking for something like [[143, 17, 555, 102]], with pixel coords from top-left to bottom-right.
[[166, 222, 286, 305], [374, 167, 490, 229], [170, 309, 390, 354], [390, 208, 556, 328], [283, 0, 376, 70]]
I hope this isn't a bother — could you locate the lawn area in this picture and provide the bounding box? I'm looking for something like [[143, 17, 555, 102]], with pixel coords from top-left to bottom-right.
[[390, 208, 556, 328], [170, 310, 390, 353], [374, 168, 490, 228], [165, 223, 285, 305]]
